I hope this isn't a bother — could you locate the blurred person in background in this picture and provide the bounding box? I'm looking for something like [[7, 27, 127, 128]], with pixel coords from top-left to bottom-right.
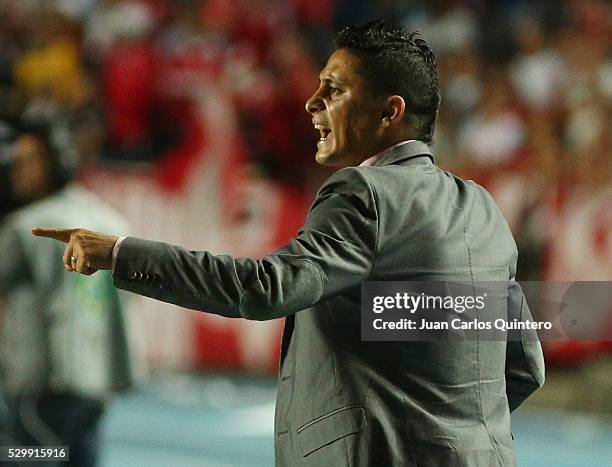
[[12, 8, 91, 120], [0, 118, 138, 467], [86, 0, 160, 163]]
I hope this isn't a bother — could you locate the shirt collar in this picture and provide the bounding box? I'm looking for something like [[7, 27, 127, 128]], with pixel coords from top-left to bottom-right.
[[359, 140, 419, 167]]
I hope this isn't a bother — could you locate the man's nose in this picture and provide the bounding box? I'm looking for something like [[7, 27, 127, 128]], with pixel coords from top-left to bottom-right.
[[305, 92, 323, 114]]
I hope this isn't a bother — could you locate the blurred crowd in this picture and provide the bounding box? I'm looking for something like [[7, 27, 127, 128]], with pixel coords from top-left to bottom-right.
[[0, 0, 610, 371]]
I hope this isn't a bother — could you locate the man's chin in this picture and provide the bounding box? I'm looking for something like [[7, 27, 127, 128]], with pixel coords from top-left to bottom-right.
[[315, 150, 338, 166], [315, 150, 362, 168]]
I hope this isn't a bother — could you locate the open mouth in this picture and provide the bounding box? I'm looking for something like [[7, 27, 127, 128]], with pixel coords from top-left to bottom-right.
[[314, 124, 331, 143]]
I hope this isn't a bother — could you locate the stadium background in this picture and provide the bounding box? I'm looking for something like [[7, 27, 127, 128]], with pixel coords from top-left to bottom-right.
[[1, 0, 610, 465]]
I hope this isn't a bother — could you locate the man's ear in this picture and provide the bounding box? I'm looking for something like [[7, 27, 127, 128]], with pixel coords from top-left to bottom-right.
[[380, 95, 405, 127]]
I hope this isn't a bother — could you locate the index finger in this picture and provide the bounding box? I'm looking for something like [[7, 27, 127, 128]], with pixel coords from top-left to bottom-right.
[[31, 227, 76, 243]]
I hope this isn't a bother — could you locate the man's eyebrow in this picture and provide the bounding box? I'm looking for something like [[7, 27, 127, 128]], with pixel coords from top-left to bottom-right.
[[319, 74, 344, 85]]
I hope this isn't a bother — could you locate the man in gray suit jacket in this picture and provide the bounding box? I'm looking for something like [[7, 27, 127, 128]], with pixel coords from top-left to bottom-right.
[[34, 20, 544, 466]]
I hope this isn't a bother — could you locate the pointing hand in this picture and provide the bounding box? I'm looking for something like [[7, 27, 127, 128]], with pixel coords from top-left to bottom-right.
[[32, 227, 118, 275]]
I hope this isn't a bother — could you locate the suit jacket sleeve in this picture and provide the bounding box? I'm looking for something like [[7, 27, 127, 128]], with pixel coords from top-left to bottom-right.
[[505, 278, 545, 412], [112, 167, 377, 320]]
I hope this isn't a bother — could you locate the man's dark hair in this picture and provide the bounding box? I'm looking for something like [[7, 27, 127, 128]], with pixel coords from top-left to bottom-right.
[[334, 20, 441, 144]]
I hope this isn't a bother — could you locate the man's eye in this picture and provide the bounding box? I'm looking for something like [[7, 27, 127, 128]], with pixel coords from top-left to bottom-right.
[[329, 87, 339, 95]]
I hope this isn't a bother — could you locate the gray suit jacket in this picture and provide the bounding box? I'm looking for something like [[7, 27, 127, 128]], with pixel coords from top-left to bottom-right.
[[113, 141, 545, 466]]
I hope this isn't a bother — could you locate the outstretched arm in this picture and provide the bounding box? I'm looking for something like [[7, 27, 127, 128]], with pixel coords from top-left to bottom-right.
[[32, 168, 378, 321]]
